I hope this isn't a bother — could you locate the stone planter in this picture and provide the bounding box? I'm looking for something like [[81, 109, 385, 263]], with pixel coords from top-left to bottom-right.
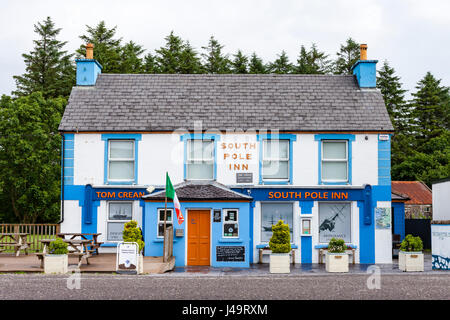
[[44, 254, 68, 274], [325, 252, 349, 273], [269, 253, 290, 274], [399, 251, 424, 272], [138, 254, 144, 274]]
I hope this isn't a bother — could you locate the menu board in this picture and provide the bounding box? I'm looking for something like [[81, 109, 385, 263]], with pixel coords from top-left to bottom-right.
[[216, 246, 245, 262]]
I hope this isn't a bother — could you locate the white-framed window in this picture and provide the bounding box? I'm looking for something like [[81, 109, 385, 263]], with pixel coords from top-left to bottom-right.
[[223, 209, 239, 238], [262, 139, 290, 182], [318, 202, 352, 243], [108, 140, 135, 182], [321, 140, 348, 182], [157, 208, 173, 238], [186, 139, 214, 180], [260, 202, 294, 242], [107, 202, 133, 241]]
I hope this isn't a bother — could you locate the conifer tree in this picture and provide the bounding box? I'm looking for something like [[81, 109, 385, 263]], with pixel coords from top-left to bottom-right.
[[248, 53, 266, 74], [267, 51, 293, 74], [201, 36, 231, 74], [334, 37, 360, 75], [294, 44, 331, 74], [119, 41, 145, 73], [179, 41, 203, 74], [143, 53, 158, 73], [77, 21, 122, 73], [231, 50, 249, 74], [155, 31, 185, 73], [13, 17, 75, 99]]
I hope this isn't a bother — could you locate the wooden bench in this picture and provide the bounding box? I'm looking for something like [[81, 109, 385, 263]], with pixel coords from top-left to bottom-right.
[[36, 252, 88, 268], [257, 244, 298, 264], [88, 242, 104, 255], [315, 244, 357, 264]]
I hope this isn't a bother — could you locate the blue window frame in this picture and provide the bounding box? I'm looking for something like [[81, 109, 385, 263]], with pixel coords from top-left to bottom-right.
[[257, 134, 296, 185], [180, 133, 220, 181], [101, 134, 142, 185], [314, 134, 355, 185]]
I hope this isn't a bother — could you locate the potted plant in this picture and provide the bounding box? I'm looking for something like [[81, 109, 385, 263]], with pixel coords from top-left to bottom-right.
[[269, 220, 291, 274], [44, 238, 69, 274], [326, 238, 349, 273], [399, 234, 424, 272], [122, 220, 145, 274]]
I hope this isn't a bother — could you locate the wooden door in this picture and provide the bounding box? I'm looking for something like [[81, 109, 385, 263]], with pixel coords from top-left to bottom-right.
[[187, 210, 211, 266]]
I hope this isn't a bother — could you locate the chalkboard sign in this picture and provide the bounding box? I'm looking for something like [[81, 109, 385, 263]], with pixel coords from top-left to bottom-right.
[[216, 246, 245, 262]]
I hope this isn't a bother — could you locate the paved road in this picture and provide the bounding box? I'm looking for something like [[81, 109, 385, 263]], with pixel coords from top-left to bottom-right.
[[0, 273, 449, 300]]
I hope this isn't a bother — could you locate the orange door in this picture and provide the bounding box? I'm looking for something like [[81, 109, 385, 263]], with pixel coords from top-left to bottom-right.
[[187, 210, 211, 266]]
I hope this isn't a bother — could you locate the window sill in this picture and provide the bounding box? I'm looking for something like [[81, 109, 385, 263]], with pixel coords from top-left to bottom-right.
[[153, 238, 180, 243], [260, 181, 291, 185], [218, 238, 243, 243]]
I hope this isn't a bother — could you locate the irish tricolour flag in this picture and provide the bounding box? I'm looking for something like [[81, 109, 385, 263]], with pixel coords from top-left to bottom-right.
[[166, 172, 184, 225]]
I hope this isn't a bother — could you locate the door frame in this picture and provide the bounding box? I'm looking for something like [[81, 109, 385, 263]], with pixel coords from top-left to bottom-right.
[[185, 208, 212, 266]]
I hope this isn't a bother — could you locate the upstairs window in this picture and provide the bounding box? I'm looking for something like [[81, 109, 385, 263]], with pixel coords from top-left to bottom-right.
[[108, 140, 135, 182], [262, 139, 290, 182], [321, 140, 348, 183], [186, 140, 214, 180]]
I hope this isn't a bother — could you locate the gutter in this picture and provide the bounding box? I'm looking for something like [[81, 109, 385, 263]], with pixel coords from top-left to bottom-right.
[[58, 132, 65, 224]]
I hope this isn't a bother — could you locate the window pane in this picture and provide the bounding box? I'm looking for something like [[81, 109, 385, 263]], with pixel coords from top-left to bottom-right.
[[263, 140, 289, 159], [188, 140, 213, 160], [322, 161, 347, 181], [107, 222, 126, 241], [110, 141, 134, 159], [261, 203, 293, 242], [109, 161, 134, 180], [223, 223, 239, 237], [323, 141, 346, 160], [109, 203, 132, 220], [158, 210, 172, 222], [224, 210, 238, 222], [319, 203, 351, 243], [158, 222, 173, 237], [187, 161, 214, 180], [262, 160, 289, 180]]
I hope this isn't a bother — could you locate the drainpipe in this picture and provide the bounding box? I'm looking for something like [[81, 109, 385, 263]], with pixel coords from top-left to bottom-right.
[[58, 133, 65, 224]]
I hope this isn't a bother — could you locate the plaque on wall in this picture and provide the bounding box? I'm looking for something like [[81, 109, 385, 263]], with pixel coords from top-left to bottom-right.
[[213, 209, 221, 222], [236, 172, 253, 184], [216, 246, 245, 262]]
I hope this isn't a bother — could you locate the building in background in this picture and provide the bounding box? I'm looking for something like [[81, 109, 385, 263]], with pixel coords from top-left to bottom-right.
[[58, 44, 394, 267], [431, 178, 450, 270], [391, 181, 433, 219]]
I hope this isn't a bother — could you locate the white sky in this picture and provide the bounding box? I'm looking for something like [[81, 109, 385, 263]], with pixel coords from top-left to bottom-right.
[[1, 0, 449, 97]]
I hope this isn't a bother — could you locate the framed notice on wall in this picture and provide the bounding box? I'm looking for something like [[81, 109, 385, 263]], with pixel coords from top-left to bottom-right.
[[375, 207, 391, 229]]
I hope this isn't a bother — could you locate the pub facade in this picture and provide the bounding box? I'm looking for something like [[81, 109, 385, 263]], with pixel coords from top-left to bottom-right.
[[59, 44, 394, 267]]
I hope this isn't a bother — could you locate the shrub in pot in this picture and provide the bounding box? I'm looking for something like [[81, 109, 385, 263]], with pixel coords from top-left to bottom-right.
[[269, 220, 291, 274], [44, 238, 69, 274], [326, 238, 349, 273], [399, 234, 424, 272], [122, 220, 145, 274]]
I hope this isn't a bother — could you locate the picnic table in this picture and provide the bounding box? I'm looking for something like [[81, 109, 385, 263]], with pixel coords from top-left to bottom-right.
[[0, 233, 30, 256], [57, 233, 103, 255], [37, 238, 92, 268]]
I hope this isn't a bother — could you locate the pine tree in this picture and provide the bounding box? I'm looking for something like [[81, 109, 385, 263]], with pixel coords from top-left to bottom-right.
[[294, 44, 331, 74], [179, 41, 203, 74], [268, 51, 293, 74], [143, 53, 158, 73], [77, 21, 122, 73], [155, 31, 185, 73], [119, 41, 145, 73], [231, 50, 248, 74], [334, 37, 360, 75], [201, 36, 231, 74], [248, 52, 266, 74], [13, 17, 75, 99]]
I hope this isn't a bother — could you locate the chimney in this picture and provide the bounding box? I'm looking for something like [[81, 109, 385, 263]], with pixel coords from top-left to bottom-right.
[[75, 43, 102, 86], [351, 43, 377, 88]]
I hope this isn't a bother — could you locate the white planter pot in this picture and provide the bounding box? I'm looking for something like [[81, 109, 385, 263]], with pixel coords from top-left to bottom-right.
[[326, 253, 349, 273], [44, 254, 68, 274], [399, 251, 424, 272], [270, 253, 290, 274]]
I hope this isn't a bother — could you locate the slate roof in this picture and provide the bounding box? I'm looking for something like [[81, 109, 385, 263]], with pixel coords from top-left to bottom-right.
[[59, 74, 393, 132], [391, 181, 432, 205], [142, 181, 253, 201]]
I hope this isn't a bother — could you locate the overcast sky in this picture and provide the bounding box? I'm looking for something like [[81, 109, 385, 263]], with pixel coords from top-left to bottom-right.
[[1, 0, 449, 97]]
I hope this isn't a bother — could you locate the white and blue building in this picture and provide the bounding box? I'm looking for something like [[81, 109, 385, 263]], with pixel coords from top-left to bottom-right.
[[59, 44, 395, 267]]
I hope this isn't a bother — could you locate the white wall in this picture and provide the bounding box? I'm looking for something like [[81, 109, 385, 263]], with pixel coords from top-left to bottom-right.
[[74, 134, 103, 185], [432, 181, 450, 220], [352, 134, 378, 186], [60, 200, 82, 233]]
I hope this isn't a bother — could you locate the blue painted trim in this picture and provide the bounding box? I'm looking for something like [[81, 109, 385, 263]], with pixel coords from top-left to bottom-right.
[[63, 134, 74, 187], [378, 135, 391, 186], [257, 133, 297, 185], [101, 134, 142, 185], [314, 134, 355, 185], [299, 201, 314, 263], [181, 134, 220, 181]]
